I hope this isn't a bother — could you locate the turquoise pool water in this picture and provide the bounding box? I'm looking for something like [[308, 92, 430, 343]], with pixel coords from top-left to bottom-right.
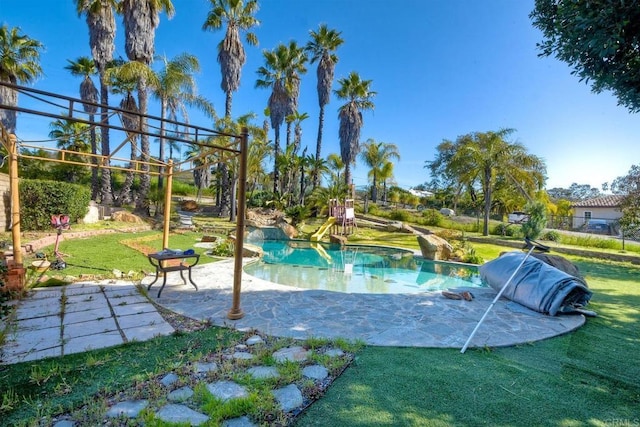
[[244, 241, 485, 294]]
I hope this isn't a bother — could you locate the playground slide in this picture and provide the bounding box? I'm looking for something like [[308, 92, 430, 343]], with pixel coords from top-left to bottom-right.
[[310, 242, 332, 263], [310, 217, 336, 242]]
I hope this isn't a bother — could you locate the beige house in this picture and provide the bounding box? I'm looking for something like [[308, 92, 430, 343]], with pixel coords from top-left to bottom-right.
[[571, 195, 625, 231]]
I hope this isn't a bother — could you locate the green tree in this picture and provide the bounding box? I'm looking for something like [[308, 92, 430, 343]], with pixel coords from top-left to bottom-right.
[[610, 164, 640, 239], [203, 0, 259, 119], [0, 25, 43, 134], [531, 0, 640, 112], [256, 42, 307, 194], [334, 72, 376, 187], [326, 152, 344, 186], [75, 0, 118, 204], [520, 201, 547, 240], [359, 138, 400, 203], [306, 24, 344, 189], [120, 0, 175, 213], [428, 129, 547, 236], [65, 56, 100, 198]]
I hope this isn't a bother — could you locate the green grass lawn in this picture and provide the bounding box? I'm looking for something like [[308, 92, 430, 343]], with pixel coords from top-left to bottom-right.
[[2, 223, 640, 426]]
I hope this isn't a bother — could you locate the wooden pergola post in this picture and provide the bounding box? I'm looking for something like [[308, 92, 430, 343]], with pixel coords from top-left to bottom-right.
[[227, 128, 248, 320], [8, 133, 25, 288], [162, 160, 174, 250]]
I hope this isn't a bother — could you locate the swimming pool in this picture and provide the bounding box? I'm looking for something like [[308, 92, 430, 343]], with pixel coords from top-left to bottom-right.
[[243, 240, 486, 294]]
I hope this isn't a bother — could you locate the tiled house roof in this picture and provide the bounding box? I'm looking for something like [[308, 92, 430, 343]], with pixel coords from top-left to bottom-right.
[[572, 195, 625, 208]]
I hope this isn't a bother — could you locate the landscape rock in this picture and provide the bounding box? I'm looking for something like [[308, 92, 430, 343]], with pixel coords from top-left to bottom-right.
[[302, 365, 329, 380], [272, 384, 303, 412], [111, 211, 145, 224], [417, 234, 453, 261], [106, 400, 148, 418], [167, 386, 194, 402], [206, 381, 249, 402], [273, 346, 309, 363], [155, 404, 209, 425], [386, 221, 403, 232], [330, 234, 348, 245]]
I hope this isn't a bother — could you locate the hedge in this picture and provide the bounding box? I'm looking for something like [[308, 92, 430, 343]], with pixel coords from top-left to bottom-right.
[[19, 179, 90, 231]]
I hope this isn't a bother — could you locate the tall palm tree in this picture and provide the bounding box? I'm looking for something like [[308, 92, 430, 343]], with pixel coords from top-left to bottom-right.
[[256, 42, 307, 194], [305, 24, 343, 189], [283, 42, 307, 149], [286, 110, 308, 155], [0, 25, 43, 134], [152, 53, 216, 191], [107, 66, 141, 206], [359, 138, 400, 203], [334, 71, 376, 187], [75, 0, 118, 204], [65, 56, 100, 199], [378, 160, 395, 204], [444, 129, 547, 236], [120, 0, 175, 214], [203, 0, 259, 119]]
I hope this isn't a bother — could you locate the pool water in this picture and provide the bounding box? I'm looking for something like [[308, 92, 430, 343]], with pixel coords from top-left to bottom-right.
[[244, 241, 486, 294]]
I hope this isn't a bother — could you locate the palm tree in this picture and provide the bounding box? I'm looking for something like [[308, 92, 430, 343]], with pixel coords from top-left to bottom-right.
[[75, 0, 118, 204], [444, 129, 547, 236], [378, 160, 395, 204], [203, 0, 259, 119], [305, 24, 343, 189], [65, 56, 100, 199], [286, 110, 309, 155], [120, 0, 175, 214], [283, 42, 307, 149], [334, 71, 376, 187], [256, 42, 307, 194], [48, 117, 92, 183], [0, 25, 43, 134], [152, 53, 216, 191], [326, 152, 344, 185], [359, 138, 400, 203]]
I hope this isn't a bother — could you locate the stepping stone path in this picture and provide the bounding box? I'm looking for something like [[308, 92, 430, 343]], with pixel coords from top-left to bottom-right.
[[51, 336, 349, 426]]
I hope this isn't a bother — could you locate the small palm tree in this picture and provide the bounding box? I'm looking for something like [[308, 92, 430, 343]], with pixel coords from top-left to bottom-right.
[[203, 0, 260, 119], [0, 25, 43, 134], [65, 56, 100, 198], [152, 53, 216, 190], [305, 24, 344, 189], [326, 152, 344, 185], [48, 117, 92, 183], [359, 138, 400, 203], [334, 72, 376, 186]]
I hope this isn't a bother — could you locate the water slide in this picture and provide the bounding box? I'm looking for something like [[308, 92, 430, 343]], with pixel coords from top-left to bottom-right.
[[310, 217, 336, 242]]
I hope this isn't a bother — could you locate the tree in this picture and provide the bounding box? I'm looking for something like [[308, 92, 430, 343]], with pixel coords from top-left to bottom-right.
[[427, 129, 547, 236], [359, 138, 400, 203], [306, 24, 344, 189], [75, 0, 118, 204], [65, 56, 100, 198], [531, 0, 640, 112], [610, 164, 640, 238], [203, 0, 259, 119], [334, 71, 376, 187], [151, 53, 215, 191], [326, 152, 344, 185], [547, 183, 601, 201], [520, 201, 547, 240], [0, 25, 43, 134], [256, 42, 307, 194], [120, 0, 175, 213]]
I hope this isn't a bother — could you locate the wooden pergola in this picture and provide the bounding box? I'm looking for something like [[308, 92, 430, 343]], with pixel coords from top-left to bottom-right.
[[0, 82, 248, 319]]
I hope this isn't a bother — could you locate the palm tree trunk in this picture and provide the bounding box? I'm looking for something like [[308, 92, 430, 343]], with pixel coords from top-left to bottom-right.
[[483, 168, 492, 236], [372, 171, 378, 203], [225, 92, 232, 119], [89, 114, 99, 200], [158, 100, 166, 193], [344, 163, 351, 189], [313, 105, 325, 189], [136, 78, 150, 215], [99, 78, 113, 204], [273, 126, 281, 194]]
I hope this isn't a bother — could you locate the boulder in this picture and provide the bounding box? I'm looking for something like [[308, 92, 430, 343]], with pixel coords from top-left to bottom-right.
[[242, 243, 263, 258], [180, 199, 199, 212], [330, 234, 348, 246], [386, 221, 403, 232], [417, 234, 453, 261], [277, 220, 298, 239], [111, 211, 144, 224]]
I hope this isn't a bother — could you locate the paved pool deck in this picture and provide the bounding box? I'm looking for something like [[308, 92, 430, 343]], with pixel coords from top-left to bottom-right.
[[1, 258, 586, 364], [149, 259, 586, 348]]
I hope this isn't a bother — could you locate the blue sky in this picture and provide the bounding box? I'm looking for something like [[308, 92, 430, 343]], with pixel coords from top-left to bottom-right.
[[2, 0, 639, 192]]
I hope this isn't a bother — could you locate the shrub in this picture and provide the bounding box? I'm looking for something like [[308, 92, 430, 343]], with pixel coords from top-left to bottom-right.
[[421, 209, 444, 226], [286, 205, 311, 226], [389, 210, 410, 221], [492, 223, 519, 237], [248, 190, 271, 208], [541, 230, 561, 242], [209, 240, 234, 257], [520, 201, 547, 240], [20, 179, 91, 231]]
